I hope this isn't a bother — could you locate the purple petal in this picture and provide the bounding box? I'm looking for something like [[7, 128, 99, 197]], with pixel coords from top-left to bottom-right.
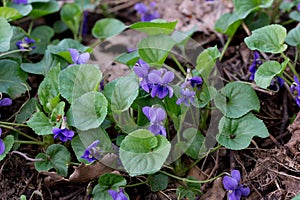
[[52, 128, 62, 135], [62, 129, 75, 137], [298, 3, 300, 12], [228, 190, 240, 200], [0, 98, 12, 106], [148, 72, 163, 84], [69, 48, 79, 63], [134, 3, 148, 14], [0, 139, 5, 155], [156, 86, 168, 99], [108, 190, 118, 199], [239, 186, 250, 196], [231, 170, 241, 182], [150, 86, 159, 98], [149, 124, 161, 134], [155, 107, 166, 122], [167, 85, 174, 98], [140, 80, 150, 93], [223, 176, 238, 190], [162, 71, 174, 84], [142, 106, 151, 120], [77, 52, 90, 64], [0, 128, 2, 136]]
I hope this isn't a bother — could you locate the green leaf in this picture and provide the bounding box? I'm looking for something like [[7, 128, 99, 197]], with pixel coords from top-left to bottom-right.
[[92, 18, 127, 39], [92, 185, 112, 200], [148, 173, 168, 192], [217, 113, 269, 150], [38, 64, 61, 113], [0, 59, 29, 98], [254, 61, 282, 89], [279, 2, 294, 12], [29, 1, 60, 19], [285, 26, 300, 47], [70, 91, 108, 131], [214, 12, 241, 36], [21, 50, 68, 75], [71, 126, 111, 163], [196, 46, 220, 81], [27, 111, 55, 135], [114, 50, 139, 67], [60, 3, 81, 37], [244, 24, 287, 54], [0, 17, 13, 52], [171, 27, 197, 45], [58, 64, 102, 104], [30, 25, 54, 54], [0, 135, 14, 162], [289, 11, 300, 21], [7, 2, 32, 17], [47, 38, 92, 63], [138, 34, 176, 66], [111, 73, 139, 113], [194, 86, 217, 108], [34, 144, 71, 176], [214, 82, 260, 118], [120, 129, 171, 176], [182, 128, 206, 159], [176, 186, 196, 200], [0, 7, 22, 21], [233, 0, 274, 20], [98, 173, 127, 190], [130, 21, 177, 35], [50, 102, 65, 123], [244, 11, 271, 31], [16, 98, 37, 123]]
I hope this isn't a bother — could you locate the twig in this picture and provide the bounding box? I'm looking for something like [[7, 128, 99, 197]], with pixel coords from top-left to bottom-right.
[[11, 151, 44, 162]]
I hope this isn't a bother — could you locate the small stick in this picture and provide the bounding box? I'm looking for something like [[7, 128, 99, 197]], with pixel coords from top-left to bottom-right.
[[11, 151, 44, 162]]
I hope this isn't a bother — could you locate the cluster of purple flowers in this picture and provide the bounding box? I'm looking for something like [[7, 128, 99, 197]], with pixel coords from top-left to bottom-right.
[[134, 2, 160, 22], [223, 169, 250, 200], [291, 76, 300, 106], [176, 76, 202, 107], [134, 60, 174, 99], [142, 106, 167, 136], [16, 37, 35, 51]]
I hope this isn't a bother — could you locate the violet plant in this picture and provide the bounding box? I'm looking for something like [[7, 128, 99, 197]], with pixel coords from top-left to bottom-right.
[[2, 0, 300, 199]]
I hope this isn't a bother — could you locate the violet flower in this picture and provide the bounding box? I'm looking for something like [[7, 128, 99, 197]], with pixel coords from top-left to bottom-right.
[[223, 169, 250, 200], [188, 76, 203, 89], [52, 117, 74, 142], [148, 69, 174, 99], [176, 87, 196, 107], [16, 37, 35, 51], [0, 128, 5, 155], [81, 140, 101, 162], [249, 51, 262, 81], [12, 0, 28, 4], [108, 188, 128, 200], [134, 2, 160, 22], [133, 59, 152, 92], [291, 75, 300, 106], [298, 3, 300, 12], [142, 106, 167, 137], [69, 48, 90, 65], [0, 98, 12, 107]]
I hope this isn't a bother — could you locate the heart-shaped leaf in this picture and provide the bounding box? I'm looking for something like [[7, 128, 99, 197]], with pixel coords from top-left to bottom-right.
[[214, 82, 260, 118], [217, 113, 269, 150], [254, 61, 282, 89], [92, 18, 127, 39], [35, 144, 71, 176], [130, 21, 177, 35], [244, 24, 287, 54], [58, 64, 102, 104], [69, 91, 108, 131], [120, 129, 171, 176], [0, 17, 13, 52], [285, 26, 300, 47]]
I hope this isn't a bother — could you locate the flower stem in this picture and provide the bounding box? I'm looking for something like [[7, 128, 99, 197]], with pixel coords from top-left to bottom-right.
[[219, 36, 233, 62], [0, 49, 30, 58], [124, 181, 148, 188], [171, 54, 187, 76], [160, 170, 226, 184], [14, 140, 45, 145], [281, 53, 298, 78], [0, 121, 28, 127], [0, 124, 40, 142]]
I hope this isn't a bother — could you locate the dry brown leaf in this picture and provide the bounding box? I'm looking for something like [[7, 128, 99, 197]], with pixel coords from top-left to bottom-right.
[[69, 154, 116, 183], [287, 112, 300, 155], [40, 171, 68, 187], [199, 177, 226, 200]]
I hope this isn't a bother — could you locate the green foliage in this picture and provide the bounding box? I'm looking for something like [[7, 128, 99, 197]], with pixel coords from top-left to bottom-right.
[[60, 3, 81, 38], [214, 82, 260, 118], [30, 25, 54, 54], [0, 135, 14, 162], [27, 111, 56, 135], [217, 113, 269, 150], [244, 24, 287, 53], [0, 59, 29, 98], [286, 26, 300, 47], [34, 144, 71, 176], [0, 17, 13, 52], [130, 21, 177, 35], [148, 173, 169, 192], [120, 129, 171, 176], [92, 18, 127, 39], [254, 61, 282, 89], [29, 1, 60, 19]]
